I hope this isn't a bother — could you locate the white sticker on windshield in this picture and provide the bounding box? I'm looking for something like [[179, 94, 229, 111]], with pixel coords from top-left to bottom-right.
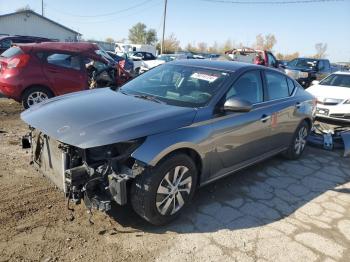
[[191, 72, 219, 83]]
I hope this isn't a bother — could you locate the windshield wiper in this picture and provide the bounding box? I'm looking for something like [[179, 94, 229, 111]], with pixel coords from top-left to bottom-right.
[[133, 94, 164, 104]]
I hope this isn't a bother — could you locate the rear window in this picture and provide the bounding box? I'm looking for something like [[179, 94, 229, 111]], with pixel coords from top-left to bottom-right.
[[265, 71, 290, 100], [1, 46, 23, 58]]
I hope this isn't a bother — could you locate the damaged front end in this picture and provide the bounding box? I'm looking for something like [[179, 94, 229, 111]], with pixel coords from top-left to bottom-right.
[[24, 128, 145, 212]]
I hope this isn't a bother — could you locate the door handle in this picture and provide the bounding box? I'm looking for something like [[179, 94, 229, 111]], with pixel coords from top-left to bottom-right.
[[295, 102, 301, 109], [261, 114, 271, 122]]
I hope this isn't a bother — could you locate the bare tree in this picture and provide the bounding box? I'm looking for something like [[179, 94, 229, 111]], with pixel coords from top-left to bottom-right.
[[197, 42, 208, 53], [105, 37, 115, 43], [16, 5, 33, 12], [221, 39, 235, 53], [314, 43, 327, 59], [161, 33, 181, 53], [185, 43, 197, 53], [254, 34, 277, 50], [208, 41, 219, 53], [276, 52, 299, 61]]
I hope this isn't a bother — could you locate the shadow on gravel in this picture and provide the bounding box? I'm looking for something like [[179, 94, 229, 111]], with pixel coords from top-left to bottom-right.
[[106, 147, 350, 234]]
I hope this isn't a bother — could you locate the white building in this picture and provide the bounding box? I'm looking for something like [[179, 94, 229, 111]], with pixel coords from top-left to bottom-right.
[[0, 10, 81, 42]]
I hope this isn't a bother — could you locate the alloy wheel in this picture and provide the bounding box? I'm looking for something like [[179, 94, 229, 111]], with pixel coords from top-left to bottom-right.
[[27, 91, 49, 107], [156, 166, 192, 216], [294, 126, 308, 155]]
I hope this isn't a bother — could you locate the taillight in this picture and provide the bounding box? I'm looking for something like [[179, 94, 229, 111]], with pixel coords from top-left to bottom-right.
[[7, 54, 30, 69]]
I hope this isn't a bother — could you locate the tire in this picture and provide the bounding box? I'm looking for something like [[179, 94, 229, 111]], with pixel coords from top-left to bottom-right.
[[22, 86, 54, 109], [283, 120, 310, 160], [131, 153, 197, 225]]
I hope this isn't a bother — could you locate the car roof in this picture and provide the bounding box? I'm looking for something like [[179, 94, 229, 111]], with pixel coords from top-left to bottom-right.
[[333, 71, 350, 75], [169, 59, 260, 72], [16, 42, 99, 53], [0, 35, 50, 41]]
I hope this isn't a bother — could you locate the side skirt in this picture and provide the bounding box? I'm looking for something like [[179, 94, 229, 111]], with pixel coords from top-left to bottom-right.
[[200, 147, 288, 187]]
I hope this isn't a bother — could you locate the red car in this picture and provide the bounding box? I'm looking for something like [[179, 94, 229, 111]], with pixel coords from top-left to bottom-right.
[[0, 42, 130, 108]]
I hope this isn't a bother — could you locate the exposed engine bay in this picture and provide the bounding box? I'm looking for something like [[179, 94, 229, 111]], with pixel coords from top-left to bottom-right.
[[23, 128, 145, 213]]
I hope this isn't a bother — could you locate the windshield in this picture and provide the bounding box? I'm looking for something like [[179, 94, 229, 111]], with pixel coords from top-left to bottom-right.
[[120, 64, 230, 107], [287, 58, 317, 70], [320, 74, 350, 88]]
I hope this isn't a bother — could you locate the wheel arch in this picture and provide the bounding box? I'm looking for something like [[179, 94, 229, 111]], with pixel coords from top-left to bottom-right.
[[21, 84, 55, 99], [302, 117, 313, 131], [132, 143, 204, 185]]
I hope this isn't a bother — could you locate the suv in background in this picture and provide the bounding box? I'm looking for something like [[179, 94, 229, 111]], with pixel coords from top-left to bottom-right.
[[0, 35, 54, 53], [284, 58, 333, 88], [0, 42, 116, 108]]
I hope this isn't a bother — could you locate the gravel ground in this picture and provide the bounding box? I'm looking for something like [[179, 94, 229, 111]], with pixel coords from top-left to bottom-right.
[[0, 97, 350, 262]]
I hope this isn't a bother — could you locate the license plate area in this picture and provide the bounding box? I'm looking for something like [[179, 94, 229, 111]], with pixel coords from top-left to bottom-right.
[[316, 107, 329, 116]]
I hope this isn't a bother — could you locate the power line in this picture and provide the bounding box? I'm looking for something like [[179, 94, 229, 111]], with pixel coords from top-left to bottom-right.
[[48, 1, 163, 24], [48, 0, 154, 18], [200, 0, 347, 4]]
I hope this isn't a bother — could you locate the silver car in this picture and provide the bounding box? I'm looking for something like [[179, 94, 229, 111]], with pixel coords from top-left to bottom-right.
[[21, 60, 315, 225]]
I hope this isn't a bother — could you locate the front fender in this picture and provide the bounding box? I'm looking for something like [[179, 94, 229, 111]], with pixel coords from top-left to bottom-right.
[[131, 125, 212, 167]]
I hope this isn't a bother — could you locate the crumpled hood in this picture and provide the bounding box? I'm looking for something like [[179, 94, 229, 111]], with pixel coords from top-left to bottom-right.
[[21, 88, 197, 148]]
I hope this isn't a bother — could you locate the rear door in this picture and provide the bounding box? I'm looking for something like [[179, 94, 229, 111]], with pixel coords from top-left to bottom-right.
[[42, 52, 88, 95], [262, 70, 301, 149]]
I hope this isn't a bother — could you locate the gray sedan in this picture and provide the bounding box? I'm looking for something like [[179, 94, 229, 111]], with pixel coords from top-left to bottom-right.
[[21, 60, 315, 225]]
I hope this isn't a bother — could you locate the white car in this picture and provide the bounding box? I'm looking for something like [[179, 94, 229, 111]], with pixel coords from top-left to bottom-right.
[[306, 71, 350, 122]]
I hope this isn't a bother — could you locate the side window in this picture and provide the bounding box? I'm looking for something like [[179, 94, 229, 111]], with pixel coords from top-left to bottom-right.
[[267, 53, 276, 67], [286, 78, 295, 95], [324, 60, 330, 70], [318, 61, 325, 71], [265, 71, 289, 100], [145, 53, 153, 60], [226, 71, 263, 104], [46, 53, 81, 70]]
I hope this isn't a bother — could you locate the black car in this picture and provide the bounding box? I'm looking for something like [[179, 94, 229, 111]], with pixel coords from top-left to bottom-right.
[[0, 35, 54, 53], [284, 58, 333, 88], [130, 51, 156, 61]]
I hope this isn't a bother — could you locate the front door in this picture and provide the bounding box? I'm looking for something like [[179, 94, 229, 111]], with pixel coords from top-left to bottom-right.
[[209, 70, 274, 178]]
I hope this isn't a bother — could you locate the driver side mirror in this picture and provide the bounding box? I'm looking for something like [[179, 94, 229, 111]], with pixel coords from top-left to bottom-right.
[[223, 97, 253, 112]]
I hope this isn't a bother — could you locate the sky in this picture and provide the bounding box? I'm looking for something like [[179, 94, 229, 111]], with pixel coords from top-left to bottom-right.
[[0, 0, 349, 62]]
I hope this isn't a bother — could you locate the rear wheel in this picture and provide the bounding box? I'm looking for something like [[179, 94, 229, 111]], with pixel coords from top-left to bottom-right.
[[22, 86, 54, 109], [283, 120, 310, 160], [131, 154, 197, 225]]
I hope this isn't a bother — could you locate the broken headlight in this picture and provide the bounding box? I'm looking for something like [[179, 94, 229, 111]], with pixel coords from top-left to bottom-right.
[[84, 138, 145, 164]]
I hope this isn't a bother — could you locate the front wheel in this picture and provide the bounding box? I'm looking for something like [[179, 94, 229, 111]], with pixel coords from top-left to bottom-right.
[[283, 120, 310, 160], [131, 154, 197, 225]]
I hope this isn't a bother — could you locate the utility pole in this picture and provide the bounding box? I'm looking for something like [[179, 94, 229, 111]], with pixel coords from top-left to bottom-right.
[[41, 0, 44, 16], [160, 0, 167, 55]]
